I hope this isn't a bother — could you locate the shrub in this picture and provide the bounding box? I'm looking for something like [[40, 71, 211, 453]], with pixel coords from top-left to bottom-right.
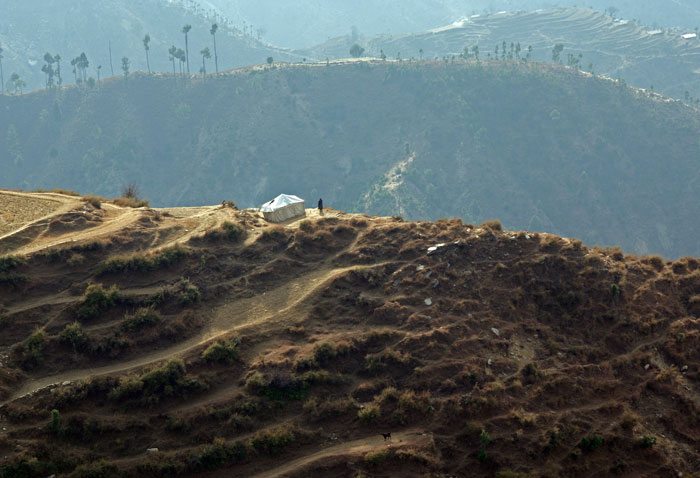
[[83, 195, 102, 209], [0, 255, 24, 272], [73, 459, 119, 478], [611, 283, 621, 299], [299, 220, 314, 232], [113, 196, 150, 208], [481, 219, 502, 231], [303, 396, 355, 419], [638, 435, 657, 448], [98, 245, 188, 274], [121, 307, 161, 331], [177, 278, 201, 305], [49, 409, 61, 434], [259, 227, 287, 242], [22, 328, 47, 368], [190, 438, 247, 471], [205, 222, 246, 242], [202, 339, 240, 364], [578, 434, 604, 451], [364, 448, 389, 466], [313, 342, 337, 366], [108, 359, 203, 403], [251, 427, 295, 455], [77, 284, 120, 320], [66, 253, 85, 267], [59, 322, 89, 351], [358, 404, 381, 423], [0, 255, 27, 288]]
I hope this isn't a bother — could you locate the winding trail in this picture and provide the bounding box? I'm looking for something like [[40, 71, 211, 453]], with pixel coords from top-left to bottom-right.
[[1, 250, 388, 405], [247, 429, 429, 478]]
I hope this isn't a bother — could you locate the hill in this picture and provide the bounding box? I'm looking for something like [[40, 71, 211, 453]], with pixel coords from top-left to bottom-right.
[[2, 61, 700, 258], [198, 0, 700, 48], [303, 7, 700, 102], [0, 0, 301, 93], [0, 190, 698, 477]]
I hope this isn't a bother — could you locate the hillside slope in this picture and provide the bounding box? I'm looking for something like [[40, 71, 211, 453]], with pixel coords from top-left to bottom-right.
[[0, 191, 698, 477], [199, 0, 700, 48], [0, 0, 301, 93], [2, 61, 700, 258], [303, 7, 700, 102]]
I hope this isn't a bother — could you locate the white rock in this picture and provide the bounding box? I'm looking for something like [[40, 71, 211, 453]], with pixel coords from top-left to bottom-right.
[[424, 298, 432, 306], [416, 265, 425, 271], [681, 365, 688, 372], [62, 381, 71, 386], [491, 328, 500, 336], [147, 448, 159, 453], [487, 359, 493, 365], [644, 364, 650, 370]]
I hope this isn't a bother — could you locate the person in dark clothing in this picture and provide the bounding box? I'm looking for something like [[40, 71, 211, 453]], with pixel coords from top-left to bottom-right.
[[318, 198, 323, 214]]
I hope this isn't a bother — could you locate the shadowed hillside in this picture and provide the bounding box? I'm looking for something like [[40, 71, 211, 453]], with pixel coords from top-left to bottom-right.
[[1, 61, 700, 258], [0, 191, 698, 477]]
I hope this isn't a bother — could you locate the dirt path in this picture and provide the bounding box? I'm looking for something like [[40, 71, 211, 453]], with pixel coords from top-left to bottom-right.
[[1, 256, 387, 405], [247, 429, 429, 478]]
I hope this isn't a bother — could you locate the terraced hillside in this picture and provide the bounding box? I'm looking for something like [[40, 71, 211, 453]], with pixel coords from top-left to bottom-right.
[[304, 7, 700, 101], [0, 191, 698, 477]]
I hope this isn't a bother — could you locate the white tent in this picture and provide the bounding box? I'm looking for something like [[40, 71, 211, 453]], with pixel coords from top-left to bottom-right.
[[260, 194, 306, 223]]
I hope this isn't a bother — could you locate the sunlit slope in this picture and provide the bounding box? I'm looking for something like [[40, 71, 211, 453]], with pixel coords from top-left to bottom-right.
[[304, 8, 700, 101], [0, 0, 301, 92], [1, 61, 700, 257]]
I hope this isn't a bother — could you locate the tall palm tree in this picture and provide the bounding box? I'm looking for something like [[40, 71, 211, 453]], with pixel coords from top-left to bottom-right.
[[143, 34, 151, 73], [168, 45, 177, 74], [181, 24, 191, 74], [0, 46, 5, 94], [210, 24, 219, 73], [54, 54, 62, 86], [200, 47, 211, 76]]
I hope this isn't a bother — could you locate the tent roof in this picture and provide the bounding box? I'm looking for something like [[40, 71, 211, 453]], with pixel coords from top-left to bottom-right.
[[260, 194, 305, 212]]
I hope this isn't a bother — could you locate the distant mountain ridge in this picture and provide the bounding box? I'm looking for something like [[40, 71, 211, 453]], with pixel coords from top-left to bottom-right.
[[302, 7, 700, 103], [0, 0, 301, 93], [197, 0, 700, 48], [1, 61, 700, 258]]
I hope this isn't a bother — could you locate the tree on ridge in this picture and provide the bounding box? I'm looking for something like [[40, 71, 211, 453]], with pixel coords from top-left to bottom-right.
[[182, 24, 191, 74], [210, 23, 219, 73], [143, 34, 151, 73], [121, 57, 130, 80], [200, 46, 211, 76]]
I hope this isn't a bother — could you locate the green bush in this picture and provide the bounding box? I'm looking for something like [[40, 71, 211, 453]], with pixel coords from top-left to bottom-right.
[[0, 255, 24, 273], [177, 278, 201, 305], [202, 339, 240, 364], [611, 283, 621, 299], [190, 438, 247, 471], [49, 409, 61, 434], [59, 322, 89, 352], [22, 328, 47, 368], [578, 434, 604, 451], [108, 359, 205, 403], [364, 448, 389, 466], [72, 459, 119, 478], [358, 404, 381, 423], [638, 435, 657, 448], [77, 284, 120, 320], [251, 427, 294, 455], [121, 307, 161, 331], [205, 222, 246, 242], [313, 342, 337, 366], [98, 245, 188, 274]]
